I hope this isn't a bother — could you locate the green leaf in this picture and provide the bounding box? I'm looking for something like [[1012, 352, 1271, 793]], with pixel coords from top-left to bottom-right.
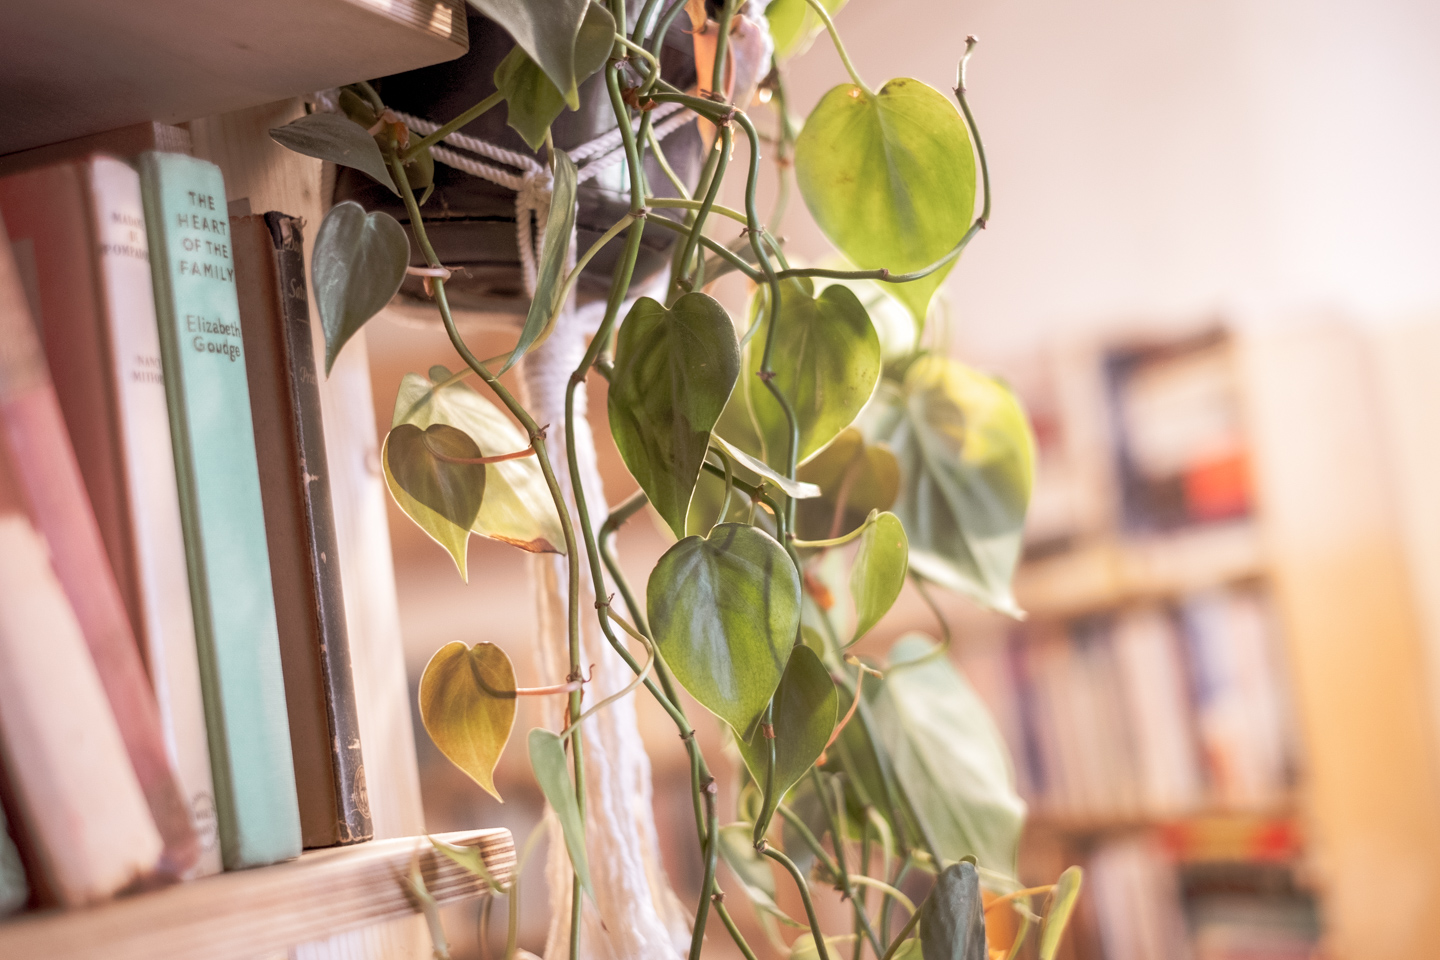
[[468, 0, 612, 109], [795, 427, 900, 541], [920, 861, 986, 960], [312, 201, 409, 373], [500, 152, 577, 374], [871, 635, 1026, 873], [384, 424, 486, 574], [766, 0, 847, 61], [789, 934, 857, 960], [779, 774, 831, 878], [609, 293, 741, 538], [717, 823, 789, 919], [647, 523, 801, 735], [270, 113, 398, 195], [393, 368, 565, 555], [527, 728, 593, 899], [735, 646, 838, 830], [850, 512, 908, 643], [866, 355, 1033, 616], [890, 939, 923, 960], [712, 436, 822, 501], [743, 278, 881, 468], [418, 641, 516, 801], [493, 3, 613, 149], [795, 79, 975, 324], [1039, 867, 1083, 960]]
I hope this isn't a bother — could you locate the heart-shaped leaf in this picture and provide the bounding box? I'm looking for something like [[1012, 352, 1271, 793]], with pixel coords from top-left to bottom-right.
[[647, 523, 801, 735], [528, 728, 593, 898], [871, 635, 1026, 873], [795, 427, 900, 540], [795, 78, 975, 324], [270, 113, 398, 195], [609, 293, 741, 538], [393, 368, 565, 556], [717, 823, 791, 920], [766, 0, 847, 61], [850, 511, 908, 643], [735, 645, 838, 830], [743, 278, 880, 469], [499, 151, 577, 374], [418, 641, 517, 801], [469, 0, 612, 109], [1039, 866, 1083, 960], [313, 201, 409, 372], [493, 3, 614, 150], [865, 355, 1033, 615], [920, 861, 986, 960], [385, 424, 487, 575]]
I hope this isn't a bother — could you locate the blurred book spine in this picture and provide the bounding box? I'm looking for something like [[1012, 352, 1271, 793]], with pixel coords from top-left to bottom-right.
[[0, 801, 25, 916]]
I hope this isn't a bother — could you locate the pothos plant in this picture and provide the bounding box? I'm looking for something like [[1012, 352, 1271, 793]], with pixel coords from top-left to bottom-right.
[[273, 0, 1082, 957]]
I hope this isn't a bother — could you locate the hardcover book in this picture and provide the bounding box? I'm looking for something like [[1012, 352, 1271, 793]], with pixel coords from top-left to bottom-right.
[[0, 219, 167, 905], [0, 156, 222, 876], [234, 211, 372, 849], [139, 152, 302, 870], [0, 795, 29, 915]]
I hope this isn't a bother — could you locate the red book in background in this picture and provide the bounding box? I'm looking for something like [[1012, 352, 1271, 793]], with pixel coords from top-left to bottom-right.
[[0, 207, 198, 880]]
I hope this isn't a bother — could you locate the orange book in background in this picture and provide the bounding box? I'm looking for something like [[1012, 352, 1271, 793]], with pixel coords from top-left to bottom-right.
[[0, 207, 198, 880]]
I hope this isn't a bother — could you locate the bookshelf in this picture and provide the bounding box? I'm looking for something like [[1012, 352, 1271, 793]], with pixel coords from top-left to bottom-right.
[[996, 319, 1440, 959], [0, 8, 510, 960]]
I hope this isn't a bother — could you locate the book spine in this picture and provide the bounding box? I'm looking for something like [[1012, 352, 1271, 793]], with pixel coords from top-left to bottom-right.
[[139, 152, 301, 870], [0, 798, 27, 915], [0, 203, 198, 879], [87, 157, 222, 876], [235, 212, 371, 848]]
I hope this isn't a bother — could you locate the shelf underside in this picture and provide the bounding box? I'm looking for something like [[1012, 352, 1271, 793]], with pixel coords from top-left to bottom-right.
[[0, 0, 468, 155], [0, 829, 513, 960]]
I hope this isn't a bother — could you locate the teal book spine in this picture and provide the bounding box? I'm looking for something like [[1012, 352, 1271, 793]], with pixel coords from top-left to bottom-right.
[[138, 152, 301, 870], [0, 801, 26, 916]]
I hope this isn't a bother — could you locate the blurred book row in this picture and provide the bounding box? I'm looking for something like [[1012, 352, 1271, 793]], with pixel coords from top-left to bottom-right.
[[0, 147, 367, 918]]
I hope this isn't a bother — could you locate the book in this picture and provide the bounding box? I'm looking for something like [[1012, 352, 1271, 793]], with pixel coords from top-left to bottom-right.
[[0, 220, 166, 905], [233, 211, 372, 849], [0, 799, 27, 915], [0, 122, 190, 179], [138, 151, 302, 870], [0, 209, 199, 880], [1088, 834, 1192, 960], [0, 156, 222, 876]]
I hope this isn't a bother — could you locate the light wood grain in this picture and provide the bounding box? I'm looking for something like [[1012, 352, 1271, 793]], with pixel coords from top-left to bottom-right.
[[0, 829, 513, 960]]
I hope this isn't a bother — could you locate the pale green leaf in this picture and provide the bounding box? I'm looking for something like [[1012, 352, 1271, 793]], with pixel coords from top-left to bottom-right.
[[735, 646, 837, 830], [789, 934, 857, 960], [527, 728, 593, 898], [418, 642, 516, 801], [920, 861, 986, 960], [850, 511, 908, 643], [270, 113, 398, 195], [500, 152, 577, 374], [1039, 867, 1083, 960], [795, 79, 975, 324], [712, 435, 822, 501], [766, 0, 847, 61], [312, 202, 409, 372], [647, 523, 800, 734]]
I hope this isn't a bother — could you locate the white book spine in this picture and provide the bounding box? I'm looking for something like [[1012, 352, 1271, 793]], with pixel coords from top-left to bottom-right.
[[0, 515, 163, 905], [1113, 606, 1204, 814], [87, 157, 221, 876]]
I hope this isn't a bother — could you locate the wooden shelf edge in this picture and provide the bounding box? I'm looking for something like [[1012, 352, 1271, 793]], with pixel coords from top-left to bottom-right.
[[0, 828, 514, 960]]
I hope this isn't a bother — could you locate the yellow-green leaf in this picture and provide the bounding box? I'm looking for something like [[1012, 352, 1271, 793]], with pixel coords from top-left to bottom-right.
[[1039, 867, 1083, 960], [766, 0, 847, 61], [794, 427, 900, 540], [795, 79, 975, 324], [850, 511, 908, 643], [418, 641, 517, 801], [383, 424, 486, 577], [528, 728, 593, 898]]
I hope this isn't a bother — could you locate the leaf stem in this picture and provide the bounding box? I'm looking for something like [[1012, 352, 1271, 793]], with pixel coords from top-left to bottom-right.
[[850, 875, 917, 916], [647, 126, 694, 200], [811, 769, 886, 958], [712, 0, 740, 95], [670, 123, 732, 298], [801, 0, 871, 96], [404, 90, 504, 161], [763, 845, 832, 960], [418, 433, 537, 465], [560, 632, 654, 739], [792, 509, 878, 549], [878, 904, 922, 960], [714, 897, 761, 960]]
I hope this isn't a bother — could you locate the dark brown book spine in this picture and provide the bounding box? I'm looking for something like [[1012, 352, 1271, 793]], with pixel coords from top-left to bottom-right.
[[235, 213, 371, 848]]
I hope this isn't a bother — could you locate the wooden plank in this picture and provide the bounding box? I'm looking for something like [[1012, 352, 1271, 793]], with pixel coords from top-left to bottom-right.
[[0, 830, 513, 960], [0, 0, 466, 154]]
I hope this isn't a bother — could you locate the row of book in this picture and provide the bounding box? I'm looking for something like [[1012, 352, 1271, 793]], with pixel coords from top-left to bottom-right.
[[0, 148, 370, 914], [967, 582, 1295, 820]]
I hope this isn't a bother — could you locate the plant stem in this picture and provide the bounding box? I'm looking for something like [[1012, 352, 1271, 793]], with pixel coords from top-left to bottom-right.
[[812, 769, 885, 958], [714, 898, 761, 960], [955, 36, 991, 227], [689, 778, 721, 960], [646, 216, 763, 281], [801, 0, 871, 95], [647, 126, 694, 200], [670, 123, 732, 298], [712, 0, 739, 95], [792, 510, 877, 549], [404, 90, 504, 161], [764, 845, 832, 960], [878, 904, 922, 960]]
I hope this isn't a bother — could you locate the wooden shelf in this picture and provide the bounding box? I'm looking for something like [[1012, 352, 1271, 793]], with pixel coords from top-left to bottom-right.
[[0, 0, 468, 154], [1015, 520, 1265, 617], [0, 829, 513, 960]]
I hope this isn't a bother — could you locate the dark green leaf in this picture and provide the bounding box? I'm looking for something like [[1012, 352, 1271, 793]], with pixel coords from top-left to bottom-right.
[[493, 3, 613, 149], [392, 369, 564, 555], [718, 823, 791, 919], [1039, 867, 1083, 960], [743, 278, 880, 468], [609, 293, 741, 538], [313, 201, 409, 372], [920, 861, 986, 960], [866, 355, 1033, 615], [418, 641, 516, 801], [385, 424, 487, 575], [647, 523, 800, 734], [871, 635, 1026, 872], [850, 512, 908, 643], [766, 0, 847, 61], [467, 0, 612, 109], [736, 646, 838, 830], [270, 113, 398, 195], [795, 79, 975, 324], [527, 728, 593, 898], [795, 427, 900, 540], [499, 152, 577, 374]]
